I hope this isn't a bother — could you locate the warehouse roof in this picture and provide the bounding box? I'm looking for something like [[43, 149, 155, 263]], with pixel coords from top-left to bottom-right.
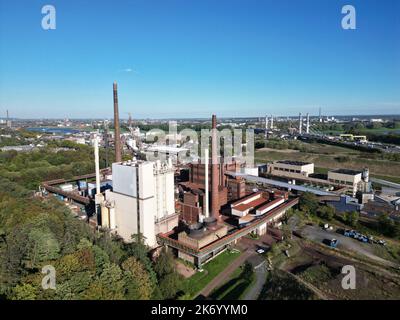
[[276, 160, 313, 166]]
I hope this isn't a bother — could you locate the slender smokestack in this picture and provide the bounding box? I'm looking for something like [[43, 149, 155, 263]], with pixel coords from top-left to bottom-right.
[[204, 148, 209, 218], [299, 112, 303, 135], [306, 113, 310, 134], [94, 135, 101, 195], [211, 114, 219, 219], [270, 114, 274, 130], [113, 82, 122, 162]]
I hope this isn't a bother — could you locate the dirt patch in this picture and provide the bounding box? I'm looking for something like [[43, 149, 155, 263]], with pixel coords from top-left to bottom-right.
[[282, 241, 400, 299]]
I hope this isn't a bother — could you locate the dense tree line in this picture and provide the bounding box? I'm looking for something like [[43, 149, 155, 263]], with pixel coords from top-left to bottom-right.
[[0, 138, 183, 300]]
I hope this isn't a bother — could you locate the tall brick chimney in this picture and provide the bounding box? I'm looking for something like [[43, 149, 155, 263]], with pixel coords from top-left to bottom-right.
[[113, 82, 122, 163], [211, 114, 219, 219]]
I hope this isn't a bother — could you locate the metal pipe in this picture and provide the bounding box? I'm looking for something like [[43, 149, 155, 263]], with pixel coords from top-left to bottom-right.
[[113, 82, 122, 162]]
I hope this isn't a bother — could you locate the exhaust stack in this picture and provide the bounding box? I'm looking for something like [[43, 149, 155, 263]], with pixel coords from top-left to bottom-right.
[[94, 135, 101, 195], [204, 148, 209, 218], [211, 114, 219, 219], [94, 135, 104, 221], [306, 113, 310, 134], [113, 82, 122, 162], [299, 112, 303, 135]]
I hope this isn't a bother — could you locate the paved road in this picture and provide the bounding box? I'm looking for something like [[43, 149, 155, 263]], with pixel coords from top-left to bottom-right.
[[198, 249, 254, 298], [242, 260, 267, 300]]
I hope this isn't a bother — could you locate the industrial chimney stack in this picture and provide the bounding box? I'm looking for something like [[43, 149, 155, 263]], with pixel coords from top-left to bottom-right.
[[299, 113, 303, 135], [306, 113, 310, 134], [113, 82, 122, 163], [211, 114, 219, 219]]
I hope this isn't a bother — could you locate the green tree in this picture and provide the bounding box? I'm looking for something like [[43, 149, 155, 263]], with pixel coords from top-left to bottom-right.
[[122, 257, 153, 299], [154, 248, 175, 279], [318, 205, 335, 221], [82, 263, 125, 300], [11, 283, 37, 300], [24, 228, 60, 269], [378, 214, 399, 238], [299, 192, 319, 215], [343, 211, 359, 227], [159, 272, 183, 300], [153, 248, 183, 299]]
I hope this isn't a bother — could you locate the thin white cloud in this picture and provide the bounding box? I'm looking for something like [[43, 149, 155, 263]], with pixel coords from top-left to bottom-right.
[[119, 68, 138, 73]]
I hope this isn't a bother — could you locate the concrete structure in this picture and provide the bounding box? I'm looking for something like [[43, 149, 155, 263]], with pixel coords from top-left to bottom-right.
[[328, 169, 363, 197], [230, 191, 287, 230], [102, 159, 179, 247], [269, 160, 314, 179], [241, 166, 259, 176], [227, 177, 247, 201], [157, 197, 298, 267]]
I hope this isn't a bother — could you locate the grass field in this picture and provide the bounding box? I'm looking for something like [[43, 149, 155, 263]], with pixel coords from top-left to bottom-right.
[[258, 269, 318, 300], [255, 140, 400, 177], [182, 250, 241, 299], [209, 264, 255, 300]]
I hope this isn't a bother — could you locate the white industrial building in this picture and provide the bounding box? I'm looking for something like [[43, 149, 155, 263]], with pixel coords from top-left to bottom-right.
[[327, 169, 364, 197], [269, 160, 314, 179], [100, 159, 179, 247]]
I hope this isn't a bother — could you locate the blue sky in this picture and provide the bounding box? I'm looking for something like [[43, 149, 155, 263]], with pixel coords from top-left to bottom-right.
[[0, 0, 399, 119]]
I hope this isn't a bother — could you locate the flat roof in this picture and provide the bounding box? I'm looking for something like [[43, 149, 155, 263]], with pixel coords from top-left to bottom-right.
[[329, 168, 362, 175], [231, 191, 263, 207], [276, 160, 313, 166], [234, 197, 267, 212]]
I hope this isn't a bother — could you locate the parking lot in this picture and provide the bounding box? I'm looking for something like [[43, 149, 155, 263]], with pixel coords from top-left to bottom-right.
[[299, 225, 396, 267]]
